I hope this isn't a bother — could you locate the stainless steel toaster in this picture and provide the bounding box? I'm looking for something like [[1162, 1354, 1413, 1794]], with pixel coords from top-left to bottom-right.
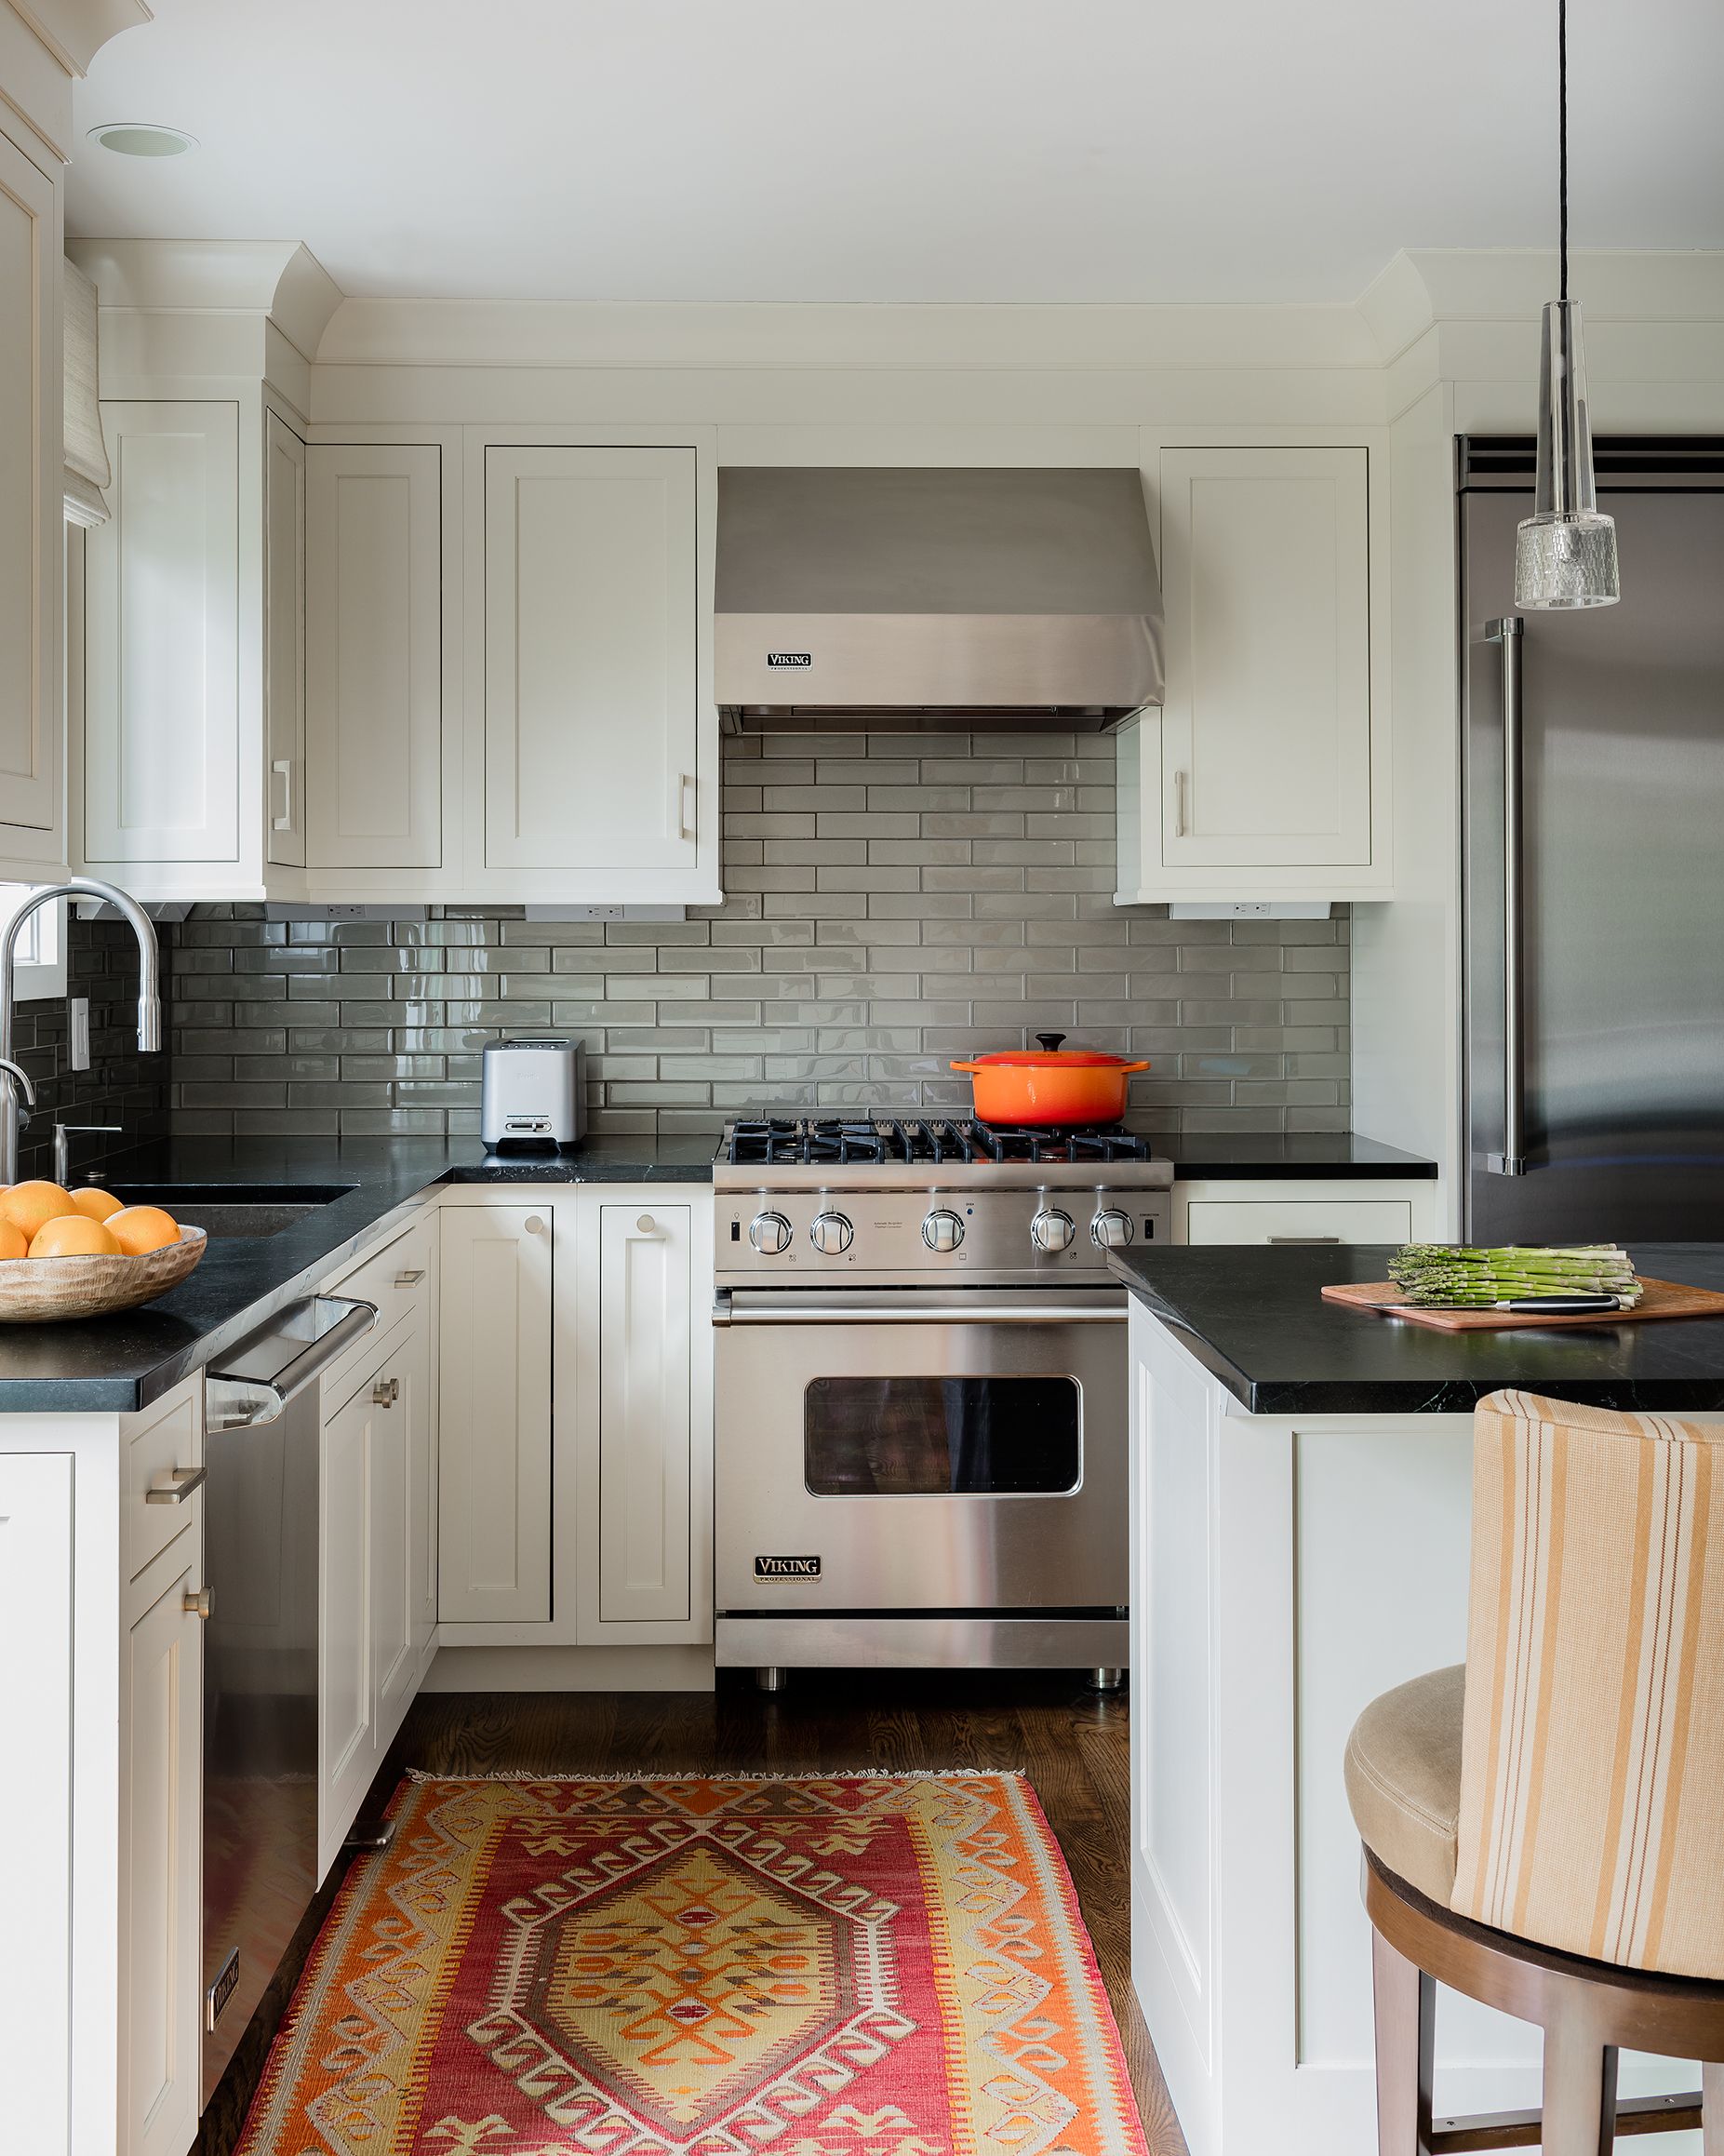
[[480, 1038, 587, 1149]]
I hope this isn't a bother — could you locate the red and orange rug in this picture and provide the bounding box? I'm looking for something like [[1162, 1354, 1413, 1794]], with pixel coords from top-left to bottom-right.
[[236, 1771, 1148, 2155]]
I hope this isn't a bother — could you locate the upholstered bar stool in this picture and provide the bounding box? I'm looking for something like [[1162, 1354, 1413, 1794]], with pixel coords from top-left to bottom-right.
[[1345, 1389, 1724, 2155]]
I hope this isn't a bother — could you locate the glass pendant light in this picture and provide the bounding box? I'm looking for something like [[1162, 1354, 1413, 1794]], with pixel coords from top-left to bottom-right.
[[1515, 0, 1620, 609]]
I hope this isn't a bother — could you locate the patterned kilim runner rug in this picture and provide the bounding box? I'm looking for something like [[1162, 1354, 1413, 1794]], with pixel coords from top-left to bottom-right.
[[235, 1771, 1149, 2155]]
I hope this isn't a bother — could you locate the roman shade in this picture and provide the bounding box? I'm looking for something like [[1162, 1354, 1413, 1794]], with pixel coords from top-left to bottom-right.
[[62, 258, 110, 527]]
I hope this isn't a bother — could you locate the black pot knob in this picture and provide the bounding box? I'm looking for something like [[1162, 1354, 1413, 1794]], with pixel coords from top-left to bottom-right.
[[1035, 1032, 1067, 1052]]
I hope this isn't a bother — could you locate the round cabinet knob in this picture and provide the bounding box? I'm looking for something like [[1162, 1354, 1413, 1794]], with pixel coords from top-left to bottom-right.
[[749, 1211, 793, 1254], [922, 1209, 965, 1252], [809, 1211, 854, 1255], [525, 1214, 546, 1237], [1030, 1207, 1076, 1253], [1090, 1208, 1134, 1250]]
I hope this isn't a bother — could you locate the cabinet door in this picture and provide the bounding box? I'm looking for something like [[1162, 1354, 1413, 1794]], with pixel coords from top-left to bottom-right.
[[123, 1549, 202, 2156], [483, 445, 698, 873], [305, 444, 442, 868], [0, 127, 60, 843], [596, 1201, 692, 1624], [320, 1374, 373, 1862], [0, 1454, 74, 2152], [264, 412, 307, 868], [438, 1205, 553, 1623], [85, 401, 240, 865], [1158, 447, 1370, 869]]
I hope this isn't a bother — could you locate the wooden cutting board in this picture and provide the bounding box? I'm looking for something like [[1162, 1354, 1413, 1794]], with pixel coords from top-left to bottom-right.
[[1321, 1278, 1724, 1332]]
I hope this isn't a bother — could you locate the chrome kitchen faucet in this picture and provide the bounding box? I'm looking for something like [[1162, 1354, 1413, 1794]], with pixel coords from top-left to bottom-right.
[[0, 877, 161, 1185]]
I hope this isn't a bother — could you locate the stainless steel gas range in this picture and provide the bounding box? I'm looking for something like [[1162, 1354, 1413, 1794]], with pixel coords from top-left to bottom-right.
[[711, 1114, 1172, 1687]]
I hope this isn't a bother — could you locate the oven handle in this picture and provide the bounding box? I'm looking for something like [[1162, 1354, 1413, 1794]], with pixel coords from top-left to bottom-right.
[[712, 1293, 1126, 1326]]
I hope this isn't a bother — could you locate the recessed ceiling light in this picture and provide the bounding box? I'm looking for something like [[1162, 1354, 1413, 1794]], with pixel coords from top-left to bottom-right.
[[88, 122, 198, 158]]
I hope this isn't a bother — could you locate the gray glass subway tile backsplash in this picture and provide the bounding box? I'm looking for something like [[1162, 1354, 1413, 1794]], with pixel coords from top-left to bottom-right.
[[168, 729, 1350, 1140]]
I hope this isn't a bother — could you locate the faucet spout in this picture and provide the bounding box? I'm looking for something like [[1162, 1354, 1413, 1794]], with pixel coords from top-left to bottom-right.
[[0, 877, 161, 1185]]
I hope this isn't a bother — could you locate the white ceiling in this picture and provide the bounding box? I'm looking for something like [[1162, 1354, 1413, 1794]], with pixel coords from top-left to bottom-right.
[[65, 0, 1724, 307]]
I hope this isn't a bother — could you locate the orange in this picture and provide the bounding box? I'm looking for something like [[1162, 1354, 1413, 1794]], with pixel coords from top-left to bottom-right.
[[30, 1214, 120, 1258], [0, 1182, 76, 1239], [107, 1205, 180, 1257], [70, 1185, 124, 1223], [0, 1221, 27, 1261]]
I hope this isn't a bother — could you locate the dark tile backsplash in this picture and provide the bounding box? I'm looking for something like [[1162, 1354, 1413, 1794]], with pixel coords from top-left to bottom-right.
[[167, 729, 1351, 1141], [12, 912, 171, 1180]]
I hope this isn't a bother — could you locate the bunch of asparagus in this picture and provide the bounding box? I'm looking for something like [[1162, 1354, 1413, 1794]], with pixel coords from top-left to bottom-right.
[[1388, 1244, 1642, 1308]]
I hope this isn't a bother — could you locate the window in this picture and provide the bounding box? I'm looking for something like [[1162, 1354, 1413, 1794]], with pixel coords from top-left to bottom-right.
[[0, 888, 68, 1001]]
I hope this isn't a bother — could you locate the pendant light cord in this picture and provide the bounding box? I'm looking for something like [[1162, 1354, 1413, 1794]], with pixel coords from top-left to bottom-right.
[[1558, 0, 1569, 301]]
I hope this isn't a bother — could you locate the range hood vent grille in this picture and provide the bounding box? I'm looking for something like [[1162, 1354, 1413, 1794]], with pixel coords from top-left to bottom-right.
[[715, 467, 1163, 731]]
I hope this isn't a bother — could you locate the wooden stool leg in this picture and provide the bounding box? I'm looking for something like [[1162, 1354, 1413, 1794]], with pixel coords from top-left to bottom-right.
[[1541, 2013, 1619, 2156], [1704, 2061, 1724, 2156], [1370, 1925, 1434, 2156]]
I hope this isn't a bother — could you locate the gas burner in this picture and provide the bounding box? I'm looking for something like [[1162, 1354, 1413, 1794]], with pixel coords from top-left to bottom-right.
[[722, 1115, 1154, 1171]]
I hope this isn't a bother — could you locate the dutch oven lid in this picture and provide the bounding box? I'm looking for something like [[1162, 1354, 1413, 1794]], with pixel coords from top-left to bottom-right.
[[963, 1031, 1142, 1069]]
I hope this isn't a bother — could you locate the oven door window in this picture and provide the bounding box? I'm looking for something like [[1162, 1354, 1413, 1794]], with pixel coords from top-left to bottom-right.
[[804, 1376, 1080, 1496]]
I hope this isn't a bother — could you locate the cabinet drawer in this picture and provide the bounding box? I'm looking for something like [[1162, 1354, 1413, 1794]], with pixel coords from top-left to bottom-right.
[[1184, 1198, 1412, 1247], [324, 1217, 432, 1338], [125, 1384, 204, 1582]]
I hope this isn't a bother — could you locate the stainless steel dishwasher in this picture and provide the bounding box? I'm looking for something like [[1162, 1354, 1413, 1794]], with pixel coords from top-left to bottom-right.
[[200, 1293, 376, 2103]]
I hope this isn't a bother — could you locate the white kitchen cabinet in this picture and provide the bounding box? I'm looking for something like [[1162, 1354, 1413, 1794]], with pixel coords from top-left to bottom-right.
[[0, 1453, 74, 2152], [318, 1319, 429, 1874], [437, 1201, 554, 1625], [0, 123, 64, 868], [264, 411, 307, 869], [122, 1536, 203, 2156], [305, 443, 443, 870], [1172, 1177, 1433, 1245], [1117, 445, 1390, 904], [589, 1199, 696, 1627], [482, 444, 702, 883], [84, 401, 240, 873]]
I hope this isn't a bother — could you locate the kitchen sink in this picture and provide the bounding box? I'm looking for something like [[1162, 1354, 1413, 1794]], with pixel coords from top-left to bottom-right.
[[101, 1184, 358, 1240]]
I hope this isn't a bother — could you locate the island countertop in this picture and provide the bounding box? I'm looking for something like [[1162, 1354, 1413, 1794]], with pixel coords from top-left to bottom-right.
[[1109, 1240, 1724, 1413], [0, 1134, 714, 1413]]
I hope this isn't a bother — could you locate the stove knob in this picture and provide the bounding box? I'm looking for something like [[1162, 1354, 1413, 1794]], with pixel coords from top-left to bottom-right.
[[749, 1211, 793, 1254], [1090, 1208, 1134, 1250], [922, 1209, 965, 1252], [809, 1211, 854, 1255], [1030, 1207, 1076, 1253]]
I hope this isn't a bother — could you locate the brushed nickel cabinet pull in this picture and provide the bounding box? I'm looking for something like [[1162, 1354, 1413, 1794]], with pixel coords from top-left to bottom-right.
[[371, 1377, 399, 1407], [145, 1464, 206, 1505], [183, 1587, 213, 1619], [394, 1268, 425, 1285]]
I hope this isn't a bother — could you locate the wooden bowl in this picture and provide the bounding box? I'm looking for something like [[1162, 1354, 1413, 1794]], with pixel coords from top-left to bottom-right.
[[0, 1224, 207, 1323]]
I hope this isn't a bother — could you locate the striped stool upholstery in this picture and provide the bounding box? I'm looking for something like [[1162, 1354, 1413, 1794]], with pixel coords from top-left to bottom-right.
[[1346, 1390, 1724, 2156]]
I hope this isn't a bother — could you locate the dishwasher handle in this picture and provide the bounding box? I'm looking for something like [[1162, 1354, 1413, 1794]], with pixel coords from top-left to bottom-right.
[[206, 1295, 379, 1430]]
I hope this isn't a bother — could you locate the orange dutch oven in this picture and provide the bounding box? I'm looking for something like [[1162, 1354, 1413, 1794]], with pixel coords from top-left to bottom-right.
[[949, 1032, 1150, 1127]]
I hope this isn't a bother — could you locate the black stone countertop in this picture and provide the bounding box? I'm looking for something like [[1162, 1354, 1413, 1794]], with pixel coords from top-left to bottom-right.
[[0, 1134, 714, 1413], [1156, 1132, 1437, 1179], [1110, 1241, 1724, 1414]]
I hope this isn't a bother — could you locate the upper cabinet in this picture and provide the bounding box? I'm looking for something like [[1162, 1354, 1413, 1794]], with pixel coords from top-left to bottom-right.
[[263, 412, 307, 869], [480, 443, 707, 897], [84, 401, 241, 880], [304, 442, 443, 872], [1116, 444, 1392, 905], [0, 124, 64, 873]]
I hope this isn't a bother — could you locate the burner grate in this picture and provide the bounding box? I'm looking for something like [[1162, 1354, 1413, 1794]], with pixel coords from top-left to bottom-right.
[[724, 1116, 1152, 1169]]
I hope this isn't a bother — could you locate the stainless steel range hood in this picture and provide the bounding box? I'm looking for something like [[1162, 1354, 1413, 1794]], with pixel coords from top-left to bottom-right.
[[715, 467, 1163, 731]]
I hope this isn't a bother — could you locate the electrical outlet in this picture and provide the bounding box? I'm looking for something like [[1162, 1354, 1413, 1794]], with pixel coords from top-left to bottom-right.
[[69, 998, 90, 1072]]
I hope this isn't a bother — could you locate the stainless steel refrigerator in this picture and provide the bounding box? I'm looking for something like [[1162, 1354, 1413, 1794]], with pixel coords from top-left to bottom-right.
[[1462, 437, 1724, 1243]]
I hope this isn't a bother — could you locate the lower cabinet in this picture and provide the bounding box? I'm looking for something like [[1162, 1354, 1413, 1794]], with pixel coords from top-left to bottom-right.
[[436, 1202, 554, 1624], [122, 1530, 204, 2156], [436, 1186, 713, 1648], [1173, 1178, 1433, 1246], [318, 1319, 431, 1877]]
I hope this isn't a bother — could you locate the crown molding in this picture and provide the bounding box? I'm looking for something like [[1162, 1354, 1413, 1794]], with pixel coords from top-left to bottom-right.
[[7, 0, 148, 76], [65, 236, 343, 361], [313, 295, 1383, 374]]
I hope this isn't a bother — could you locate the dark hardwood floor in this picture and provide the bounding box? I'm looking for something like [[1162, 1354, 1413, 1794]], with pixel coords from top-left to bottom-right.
[[195, 1669, 1188, 2156]]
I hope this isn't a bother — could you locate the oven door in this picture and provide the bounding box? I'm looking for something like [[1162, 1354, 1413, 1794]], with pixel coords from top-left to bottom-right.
[[712, 1287, 1128, 1615]]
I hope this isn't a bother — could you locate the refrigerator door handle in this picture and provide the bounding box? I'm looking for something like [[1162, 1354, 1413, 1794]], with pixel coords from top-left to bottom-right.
[[1484, 616, 1527, 1176]]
